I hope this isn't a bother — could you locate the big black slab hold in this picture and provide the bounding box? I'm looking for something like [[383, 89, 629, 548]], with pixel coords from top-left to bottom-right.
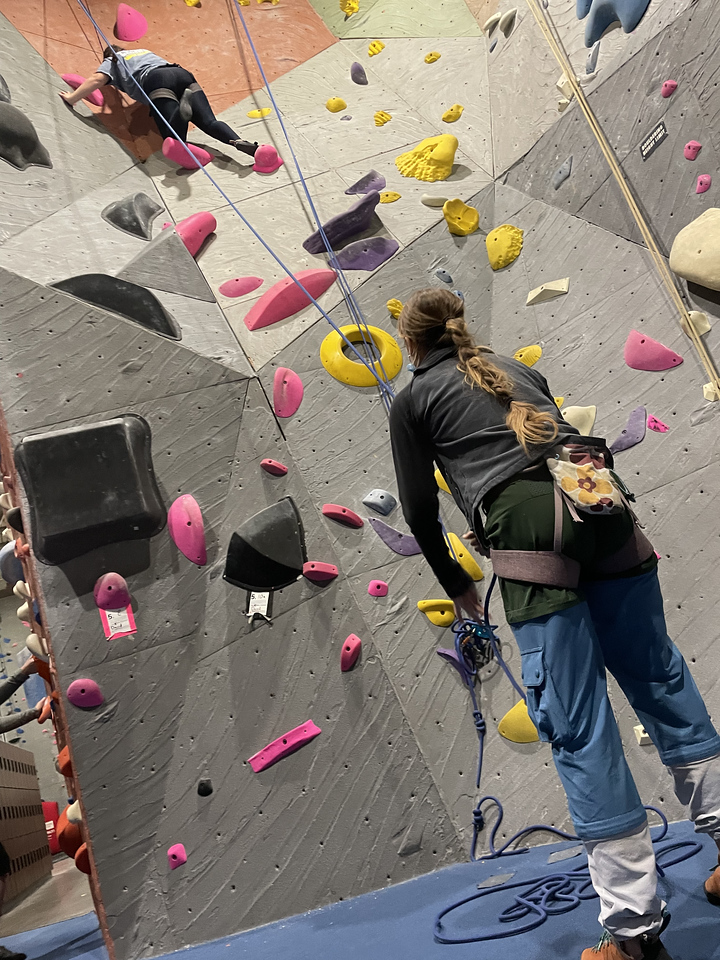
[[14, 415, 167, 565], [0, 102, 51, 170], [224, 498, 307, 592], [101, 192, 163, 241], [5, 507, 23, 534], [0, 73, 10, 103], [51, 274, 182, 340], [303, 192, 381, 254], [197, 778, 213, 797]]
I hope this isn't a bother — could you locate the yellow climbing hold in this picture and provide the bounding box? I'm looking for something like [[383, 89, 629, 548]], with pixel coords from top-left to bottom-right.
[[562, 405, 597, 435], [434, 467, 450, 494], [387, 298, 403, 319], [445, 532, 484, 581], [443, 199, 479, 237], [326, 97, 348, 113], [379, 191, 401, 203], [486, 224, 524, 271], [418, 599, 455, 628], [513, 345, 542, 367], [369, 40, 385, 56], [247, 107, 272, 119], [395, 135, 458, 183], [554, 397, 565, 408], [340, 0, 359, 14], [425, 51, 442, 63], [374, 110, 392, 126], [442, 104, 464, 123], [320, 324, 403, 386], [184, 0, 201, 6], [498, 700, 539, 744]]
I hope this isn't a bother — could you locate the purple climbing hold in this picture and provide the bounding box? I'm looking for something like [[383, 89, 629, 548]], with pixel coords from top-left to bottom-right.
[[436, 647, 466, 679], [368, 517, 422, 556], [609, 405, 647, 454], [340, 115, 352, 121], [335, 237, 399, 271], [685, 140, 702, 161], [350, 62, 368, 85], [576, 0, 652, 48], [697, 175, 712, 195], [93, 573, 131, 610], [345, 170, 386, 196], [67, 679, 104, 709], [303, 192, 381, 254]]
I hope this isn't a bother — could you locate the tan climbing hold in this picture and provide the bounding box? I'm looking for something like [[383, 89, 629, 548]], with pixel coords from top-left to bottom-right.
[[395, 135, 458, 183], [486, 224, 524, 270], [387, 298, 403, 319], [417, 599, 454, 627], [442, 104, 464, 123], [374, 110, 392, 126], [425, 51, 442, 63], [421, 194, 449, 207], [670, 210, 720, 291], [557, 98, 571, 113], [499, 8, 518, 37], [562, 405, 597, 434], [434, 467, 450, 494], [556, 75, 576, 100], [368, 40, 385, 56], [326, 97, 348, 113], [499, 700, 539, 743], [379, 191, 401, 203], [681, 310, 711, 338], [513, 345, 542, 367], [703, 382, 720, 401], [526, 278, 569, 305], [445, 532, 484, 581], [443, 198, 479, 236], [482, 12, 502, 35], [247, 108, 272, 119]]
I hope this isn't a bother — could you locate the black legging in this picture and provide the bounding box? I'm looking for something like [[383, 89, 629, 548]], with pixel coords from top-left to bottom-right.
[[142, 65, 257, 157]]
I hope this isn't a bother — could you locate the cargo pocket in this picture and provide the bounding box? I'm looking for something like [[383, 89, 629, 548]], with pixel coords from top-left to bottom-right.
[[520, 648, 573, 747]]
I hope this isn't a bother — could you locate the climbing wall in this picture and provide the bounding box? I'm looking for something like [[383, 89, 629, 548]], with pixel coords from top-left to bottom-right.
[[1, 0, 720, 958]]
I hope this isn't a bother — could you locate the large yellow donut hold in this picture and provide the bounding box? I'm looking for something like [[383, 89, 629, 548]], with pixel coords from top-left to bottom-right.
[[320, 324, 403, 386]]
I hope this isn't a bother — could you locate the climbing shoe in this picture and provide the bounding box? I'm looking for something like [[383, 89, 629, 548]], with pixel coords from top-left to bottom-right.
[[580, 929, 672, 960], [704, 855, 720, 905], [231, 139, 259, 158], [178, 88, 194, 122]]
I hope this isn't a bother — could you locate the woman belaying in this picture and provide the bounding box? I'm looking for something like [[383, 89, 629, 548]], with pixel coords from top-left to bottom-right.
[[60, 46, 280, 167], [389, 287, 720, 960]]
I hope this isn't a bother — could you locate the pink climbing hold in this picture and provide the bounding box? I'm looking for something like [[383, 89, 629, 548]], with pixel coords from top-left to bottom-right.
[[303, 561, 339, 584], [697, 175, 712, 194], [243, 269, 337, 332], [61, 74, 104, 107], [661, 80, 677, 98], [175, 211, 217, 258], [162, 138, 213, 170], [168, 495, 207, 566], [167, 843, 187, 870], [623, 330, 683, 372], [248, 720, 322, 772], [218, 276, 264, 298], [93, 573, 131, 610], [341, 634, 362, 672], [322, 504, 364, 528], [114, 3, 148, 42], [273, 367, 304, 418], [260, 458, 288, 477], [368, 580, 388, 597], [253, 144, 284, 174], [66, 679, 104, 709], [684, 140, 702, 161], [647, 415, 669, 433]]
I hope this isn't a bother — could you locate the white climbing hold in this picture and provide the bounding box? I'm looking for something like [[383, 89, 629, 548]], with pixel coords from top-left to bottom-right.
[[680, 311, 711, 338], [526, 278, 569, 305], [703, 382, 720, 401], [557, 98, 571, 113], [556, 74, 576, 100], [562, 405, 597, 435], [482, 12, 502, 35], [498, 8, 517, 36], [421, 195, 449, 207]]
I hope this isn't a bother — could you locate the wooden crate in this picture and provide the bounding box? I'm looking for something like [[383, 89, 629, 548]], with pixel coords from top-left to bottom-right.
[[0, 741, 51, 901]]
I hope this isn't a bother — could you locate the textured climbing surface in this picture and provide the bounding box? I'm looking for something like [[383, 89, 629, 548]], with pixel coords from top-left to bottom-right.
[[51, 275, 182, 340], [101, 193, 163, 241]]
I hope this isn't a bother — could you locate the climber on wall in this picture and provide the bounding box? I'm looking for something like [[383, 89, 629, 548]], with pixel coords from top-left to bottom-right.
[[389, 287, 720, 960], [59, 45, 267, 160]]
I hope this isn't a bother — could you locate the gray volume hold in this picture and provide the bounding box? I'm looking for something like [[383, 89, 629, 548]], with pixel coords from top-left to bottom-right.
[[552, 156, 573, 190], [586, 41, 600, 74], [0, 101, 51, 170], [117, 228, 216, 302], [101, 192, 163, 241]]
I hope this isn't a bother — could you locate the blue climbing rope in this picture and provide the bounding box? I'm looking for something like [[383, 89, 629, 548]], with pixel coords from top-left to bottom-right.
[[73, 0, 396, 406]]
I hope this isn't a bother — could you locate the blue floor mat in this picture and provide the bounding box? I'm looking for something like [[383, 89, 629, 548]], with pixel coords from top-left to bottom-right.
[[5, 820, 719, 960]]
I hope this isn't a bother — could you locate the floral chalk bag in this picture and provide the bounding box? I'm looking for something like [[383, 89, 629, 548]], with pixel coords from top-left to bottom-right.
[[546, 443, 626, 515]]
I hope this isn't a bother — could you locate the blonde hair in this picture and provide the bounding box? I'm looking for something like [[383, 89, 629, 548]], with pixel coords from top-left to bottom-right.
[[398, 288, 558, 455]]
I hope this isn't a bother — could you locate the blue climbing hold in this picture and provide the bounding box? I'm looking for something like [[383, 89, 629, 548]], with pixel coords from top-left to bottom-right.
[[435, 269, 453, 284], [407, 363, 416, 373], [453, 290, 465, 300], [586, 40, 601, 73], [576, 0, 652, 48], [362, 489, 397, 516], [490, 39, 498, 52]]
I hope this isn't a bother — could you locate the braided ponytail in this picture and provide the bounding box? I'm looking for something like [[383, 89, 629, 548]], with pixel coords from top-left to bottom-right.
[[398, 288, 558, 454]]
